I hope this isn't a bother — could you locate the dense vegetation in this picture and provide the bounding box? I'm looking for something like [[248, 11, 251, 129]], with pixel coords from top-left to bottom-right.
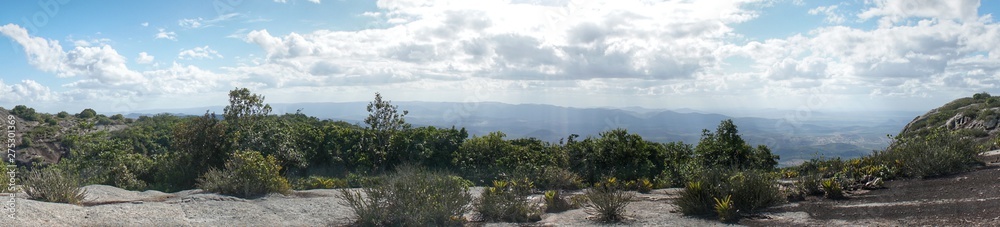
[[2, 89, 990, 224]]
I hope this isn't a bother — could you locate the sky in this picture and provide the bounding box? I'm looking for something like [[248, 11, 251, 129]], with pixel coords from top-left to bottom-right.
[[1, 0, 1000, 114]]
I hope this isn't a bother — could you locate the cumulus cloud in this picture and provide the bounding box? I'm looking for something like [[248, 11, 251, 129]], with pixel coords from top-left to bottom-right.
[[141, 22, 149, 27], [0, 79, 59, 103], [178, 46, 223, 60], [155, 28, 176, 40], [0, 23, 234, 106], [808, 5, 845, 24], [235, 0, 762, 90], [859, 0, 980, 24], [136, 52, 155, 64]]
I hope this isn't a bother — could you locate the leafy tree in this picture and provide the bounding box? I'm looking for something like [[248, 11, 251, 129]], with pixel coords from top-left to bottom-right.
[[11, 105, 38, 121], [567, 129, 666, 183], [363, 92, 411, 172], [154, 112, 229, 191], [454, 131, 514, 183], [694, 119, 778, 170], [221, 88, 304, 171], [110, 114, 125, 121], [52, 132, 152, 190], [77, 108, 97, 119], [56, 111, 70, 118]]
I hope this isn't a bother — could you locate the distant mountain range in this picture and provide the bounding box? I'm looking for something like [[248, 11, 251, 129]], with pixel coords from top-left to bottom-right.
[[123, 102, 921, 166]]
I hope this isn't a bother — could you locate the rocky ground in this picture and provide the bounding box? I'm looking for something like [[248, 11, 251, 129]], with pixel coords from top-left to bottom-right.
[[4, 153, 1000, 226]]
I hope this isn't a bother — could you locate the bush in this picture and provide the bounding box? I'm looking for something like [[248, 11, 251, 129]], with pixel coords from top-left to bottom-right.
[[0, 164, 13, 193], [674, 169, 782, 220], [22, 168, 87, 205], [292, 176, 348, 190], [338, 166, 472, 226], [586, 177, 634, 222], [795, 174, 823, 196], [477, 178, 540, 222], [713, 195, 738, 223], [677, 181, 714, 215], [543, 190, 577, 213], [635, 178, 653, 193], [535, 167, 583, 190], [56, 111, 69, 118], [821, 178, 844, 199], [197, 150, 291, 198], [874, 128, 981, 178]]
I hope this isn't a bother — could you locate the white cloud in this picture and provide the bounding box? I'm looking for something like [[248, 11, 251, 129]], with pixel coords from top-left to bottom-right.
[[808, 5, 845, 24], [155, 28, 176, 40], [141, 22, 149, 27], [859, 0, 979, 24], [178, 13, 239, 29], [136, 52, 155, 64], [0, 79, 59, 103], [178, 46, 223, 60]]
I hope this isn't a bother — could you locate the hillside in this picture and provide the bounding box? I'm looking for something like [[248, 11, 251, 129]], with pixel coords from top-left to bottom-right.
[[898, 92, 1000, 148]]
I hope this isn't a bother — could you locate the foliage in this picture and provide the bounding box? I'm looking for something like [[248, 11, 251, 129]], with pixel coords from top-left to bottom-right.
[[0, 164, 13, 193], [22, 168, 87, 205], [820, 178, 844, 199], [567, 129, 669, 184], [873, 128, 981, 178], [56, 111, 69, 118], [52, 133, 152, 190], [477, 178, 539, 222], [586, 177, 634, 222], [363, 92, 411, 172], [535, 166, 583, 190], [197, 150, 291, 198], [77, 108, 97, 119], [291, 176, 348, 190], [677, 181, 714, 215], [635, 178, 654, 193], [544, 190, 576, 213], [694, 120, 778, 170], [11, 105, 38, 121], [153, 112, 228, 192], [338, 166, 471, 226], [713, 195, 738, 223], [674, 168, 782, 220], [795, 174, 824, 196]]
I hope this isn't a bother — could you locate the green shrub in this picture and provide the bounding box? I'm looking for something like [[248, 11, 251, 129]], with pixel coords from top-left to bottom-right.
[[635, 178, 653, 193], [56, 111, 69, 118], [0, 164, 14, 193], [477, 178, 540, 222], [677, 181, 714, 215], [874, 128, 981, 178], [535, 167, 583, 190], [292, 176, 348, 190], [543, 190, 578, 213], [713, 195, 738, 223], [821, 178, 844, 199], [22, 168, 87, 205], [674, 169, 782, 220], [796, 174, 823, 196], [586, 177, 634, 222], [197, 150, 291, 198], [338, 166, 472, 226]]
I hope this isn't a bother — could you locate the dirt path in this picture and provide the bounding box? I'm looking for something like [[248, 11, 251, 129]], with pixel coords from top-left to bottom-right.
[[745, 164, 1000, 226]]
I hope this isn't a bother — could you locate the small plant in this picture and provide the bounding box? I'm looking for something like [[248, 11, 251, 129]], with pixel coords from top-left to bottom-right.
[[22, 168, 87, 205], [676, 181, 713, 215], [292, 176, 349, 190], [544, 190, 577, 213], [713, 195, 738, 223], [635, 178, 653, 193], [339, 166, 472, 226], [821, 178, 844, 199], [477, 178, 540, 222], [535, 167, 583, 190], [795, 174, 823, 196], [586, 177, 634, 222], [197, 150, 291, 198]]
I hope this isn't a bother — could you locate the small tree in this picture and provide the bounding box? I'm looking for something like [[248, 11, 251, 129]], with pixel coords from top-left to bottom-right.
[[363, 92, 410, 172], [694, 119, 778, 170]]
